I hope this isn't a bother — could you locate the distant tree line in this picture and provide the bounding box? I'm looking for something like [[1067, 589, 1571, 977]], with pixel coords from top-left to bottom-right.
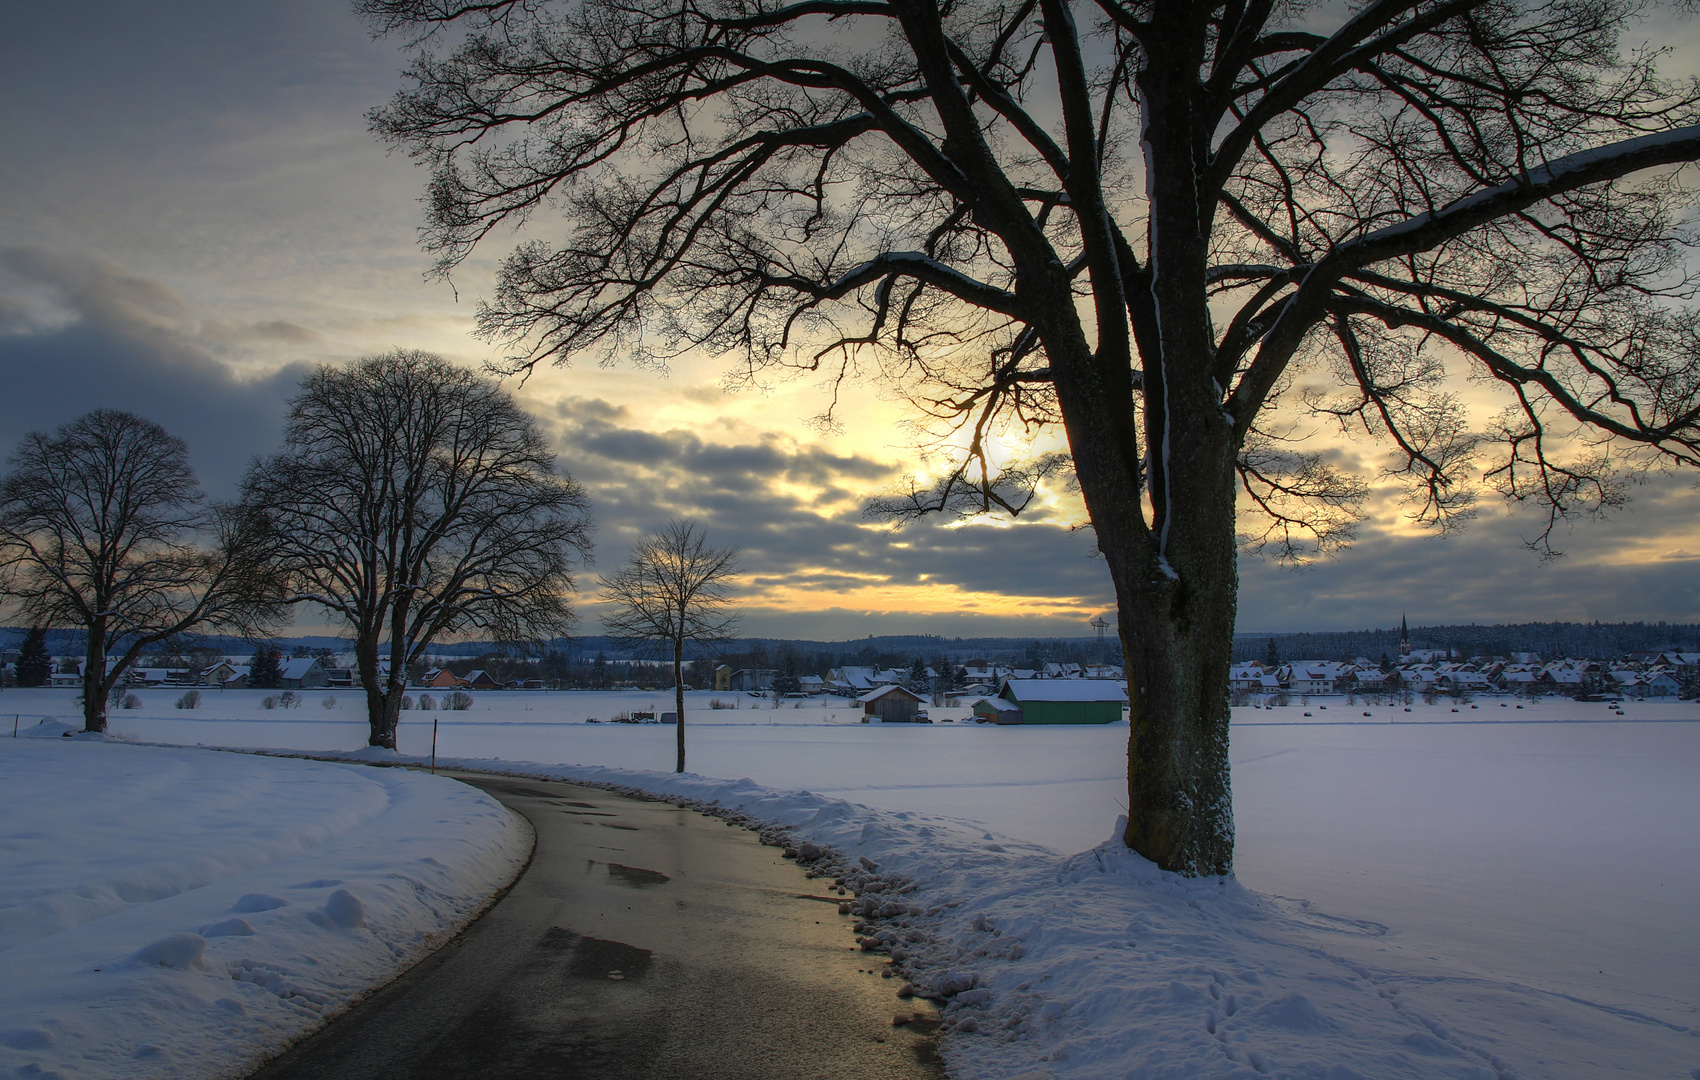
[[1234, 622, 1700, 664]]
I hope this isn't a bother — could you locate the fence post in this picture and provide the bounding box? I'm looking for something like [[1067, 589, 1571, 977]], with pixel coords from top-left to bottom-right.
[[431, 714, 439, 775]]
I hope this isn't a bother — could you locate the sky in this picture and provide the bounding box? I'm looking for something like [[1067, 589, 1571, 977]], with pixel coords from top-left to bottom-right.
[[3, 1, 1699, 640]]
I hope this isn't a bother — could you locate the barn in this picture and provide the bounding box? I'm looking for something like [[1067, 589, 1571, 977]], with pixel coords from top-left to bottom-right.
[[996, 679, 1125, 724], [972, 697, 1024, 725], [859, 683, 925, 723]]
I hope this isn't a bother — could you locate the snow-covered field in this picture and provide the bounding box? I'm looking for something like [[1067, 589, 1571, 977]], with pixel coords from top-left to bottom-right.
[[0, 726, 528, 1080], [4, 688, 1697, 1078]]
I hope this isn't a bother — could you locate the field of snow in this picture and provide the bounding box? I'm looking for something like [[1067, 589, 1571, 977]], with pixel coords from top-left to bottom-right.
[[4, 687, 1697, 1077], [0, 727, 528, 1080]]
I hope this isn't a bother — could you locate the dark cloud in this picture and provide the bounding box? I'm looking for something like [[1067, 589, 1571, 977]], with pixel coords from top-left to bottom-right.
[[1236, 472, 1700, 631], [0, 248, 309, 498]]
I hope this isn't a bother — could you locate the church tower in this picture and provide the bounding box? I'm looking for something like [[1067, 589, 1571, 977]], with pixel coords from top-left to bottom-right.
[[1399, 614, 1411, 657]]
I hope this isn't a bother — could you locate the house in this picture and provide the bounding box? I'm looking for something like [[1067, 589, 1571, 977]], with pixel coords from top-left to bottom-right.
[[714, 664, 733, 692], [420, 667, 464, 688], [1229, 663, 1266, 691], [324, 667, 355, 688], [996, 678, 1125, 724], [973, 697, 1025, 724], [463, 669, 502, 690], [1434, 673, 1489, 697], [1230, 663, 1284, 693], [279, 657, 329, 690], [1643, 672, 1681, 698], [1497, 669, 1542, 693], [1350, 667, 1391, 691], [729, 668, 775, 692], [858, 683, 925, 723], [127, 669, 170, 687], [1283, 660, 1353, 695], [200, 662, 250, 688], [797, 674, 826, 695]]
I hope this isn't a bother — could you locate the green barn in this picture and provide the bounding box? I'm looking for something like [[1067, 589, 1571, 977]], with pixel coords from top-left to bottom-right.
[[997, 679, 1125, 725]]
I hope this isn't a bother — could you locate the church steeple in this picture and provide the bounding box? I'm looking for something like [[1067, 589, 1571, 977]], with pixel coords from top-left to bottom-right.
[[1399, 614, 1411, 657]]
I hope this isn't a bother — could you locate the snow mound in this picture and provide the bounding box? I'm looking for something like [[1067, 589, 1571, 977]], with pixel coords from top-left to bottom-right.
[[0, 740, 529, 1080]]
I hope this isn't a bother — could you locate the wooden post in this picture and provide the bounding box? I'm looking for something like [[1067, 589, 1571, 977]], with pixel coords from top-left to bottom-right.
[[431, 713, 439, 774]]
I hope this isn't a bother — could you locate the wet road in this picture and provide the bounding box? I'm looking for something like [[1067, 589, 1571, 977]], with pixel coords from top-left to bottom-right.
[[248, 772, 945, 1080]]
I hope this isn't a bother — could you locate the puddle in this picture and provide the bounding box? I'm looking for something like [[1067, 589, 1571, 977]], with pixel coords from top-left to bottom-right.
[[570, 935, 654, 981], [606, 863, 671, 888], [535, 927, 654, 981]]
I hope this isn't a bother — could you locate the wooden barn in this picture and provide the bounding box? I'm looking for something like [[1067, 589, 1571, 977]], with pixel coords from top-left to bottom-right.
[[995, 679, 1124, 724], [859, 683, 925, 723]]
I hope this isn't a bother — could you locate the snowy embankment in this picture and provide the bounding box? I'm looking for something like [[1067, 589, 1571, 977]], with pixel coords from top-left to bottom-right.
[[0, 726, 529, 1080]]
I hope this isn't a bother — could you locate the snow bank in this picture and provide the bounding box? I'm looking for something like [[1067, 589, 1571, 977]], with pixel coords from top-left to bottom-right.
[[0, 732, 529, 1080]]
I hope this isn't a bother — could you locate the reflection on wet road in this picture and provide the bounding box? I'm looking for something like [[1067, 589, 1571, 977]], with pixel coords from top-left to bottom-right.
[[248, 773, 945, 1080]]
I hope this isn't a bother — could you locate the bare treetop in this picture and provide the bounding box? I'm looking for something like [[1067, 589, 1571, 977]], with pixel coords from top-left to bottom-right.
[[600, 519, 742, 651]]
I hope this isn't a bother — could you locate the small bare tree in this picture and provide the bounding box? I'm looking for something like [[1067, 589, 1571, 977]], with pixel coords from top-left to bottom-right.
[[0, 410, 283, 732], [599, 520, 740, 772], [243, 351, 594, 748]]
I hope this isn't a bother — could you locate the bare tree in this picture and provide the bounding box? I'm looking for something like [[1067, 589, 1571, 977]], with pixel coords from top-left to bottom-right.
[[364, 0, 1700, 873], [0, 410, 284, 732], [600, 520, 740, 772], [243, 351, 594, 748]]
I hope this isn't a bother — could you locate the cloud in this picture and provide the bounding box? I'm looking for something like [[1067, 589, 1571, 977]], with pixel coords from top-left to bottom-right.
[[0, 248, 312, 497], [1235, 471, 1700, 631], [544, 395, 1118, 637]]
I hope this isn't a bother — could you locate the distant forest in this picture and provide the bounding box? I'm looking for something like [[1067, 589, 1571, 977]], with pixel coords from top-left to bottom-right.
[[1232, 622, 1700, 664]]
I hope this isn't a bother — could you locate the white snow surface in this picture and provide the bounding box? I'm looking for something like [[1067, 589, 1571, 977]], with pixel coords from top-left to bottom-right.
[[0, 727, 529, 1080], [4, 689, 1698, 1078]]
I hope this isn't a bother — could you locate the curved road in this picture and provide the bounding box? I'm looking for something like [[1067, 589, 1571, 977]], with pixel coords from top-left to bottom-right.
[[249, 771, 945, 1080]]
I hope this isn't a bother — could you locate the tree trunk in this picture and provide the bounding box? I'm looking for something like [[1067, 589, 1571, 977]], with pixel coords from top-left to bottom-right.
[[673, 637, 686, 773], [1111, 461, 1239, 877], [81, 627, 109, 734], [357, 637, 396, 749]]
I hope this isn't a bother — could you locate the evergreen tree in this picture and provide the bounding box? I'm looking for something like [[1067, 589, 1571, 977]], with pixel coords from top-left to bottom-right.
[[908, 656, 929, 691], [1263, 639, 1280, 671], [773, 654, 801, 696], [17, 626, 51, 687], [249, 644, 281, 689]]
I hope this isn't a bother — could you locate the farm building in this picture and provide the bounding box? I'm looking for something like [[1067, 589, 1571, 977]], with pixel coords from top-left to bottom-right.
[[859, 683, 925, 723], [996, 679, 1125, 724], [972, 697, 1024, 725], [420, 668, 465, 689], [279, 657, 329, 690], [464, 669, 503, 690]]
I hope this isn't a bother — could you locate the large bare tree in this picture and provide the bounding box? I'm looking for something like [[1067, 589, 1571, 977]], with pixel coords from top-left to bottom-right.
[[243, 351, 594, 748], [0, 410, 283, 732], [363, 0, 1700, 873], [600, 519, 741, 772]]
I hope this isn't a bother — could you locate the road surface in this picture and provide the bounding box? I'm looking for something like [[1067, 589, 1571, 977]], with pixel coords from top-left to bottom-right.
[[248, 771, 946, 1080]]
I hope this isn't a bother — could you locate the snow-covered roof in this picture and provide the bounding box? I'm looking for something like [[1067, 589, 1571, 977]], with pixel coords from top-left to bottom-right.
[[279, 657, 320, 679], [858, 684, 923, 703], [999, 678, 1126, 703]]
